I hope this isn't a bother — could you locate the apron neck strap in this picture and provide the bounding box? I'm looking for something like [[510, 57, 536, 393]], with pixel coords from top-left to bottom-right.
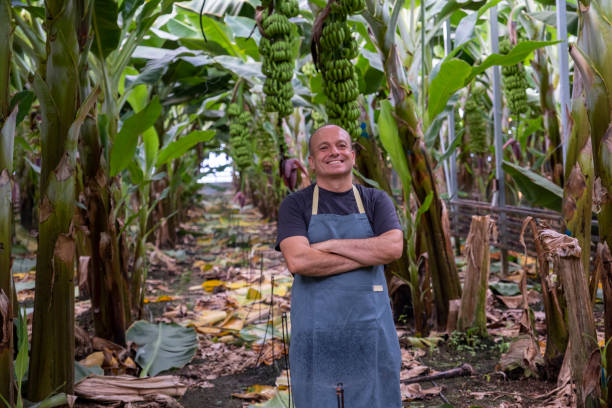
[[312, 184, 365, 215]]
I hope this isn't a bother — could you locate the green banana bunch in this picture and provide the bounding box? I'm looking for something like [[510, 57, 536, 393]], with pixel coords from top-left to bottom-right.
[[316, 0, 363, 138], [259, 0, 299, 117], [499, 38, 528, 115], [227, 103, 253, 170], [464, 86, 488, 155], [256, 124, 278, 172]]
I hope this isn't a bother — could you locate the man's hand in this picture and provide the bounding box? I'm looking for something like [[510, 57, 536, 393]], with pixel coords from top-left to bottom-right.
[[279, 236, 367, 277], [311, 229, 403, 266]]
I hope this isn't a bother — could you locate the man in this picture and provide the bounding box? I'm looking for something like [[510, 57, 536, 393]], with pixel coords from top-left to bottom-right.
[[276, 124, 403, 407]]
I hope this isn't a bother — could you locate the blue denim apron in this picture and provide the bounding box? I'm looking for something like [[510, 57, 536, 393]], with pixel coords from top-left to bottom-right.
[[289, 185, 402, 408]]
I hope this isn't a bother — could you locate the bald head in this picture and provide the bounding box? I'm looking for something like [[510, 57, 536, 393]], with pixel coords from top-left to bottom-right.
[[309, 125, 352, 155]]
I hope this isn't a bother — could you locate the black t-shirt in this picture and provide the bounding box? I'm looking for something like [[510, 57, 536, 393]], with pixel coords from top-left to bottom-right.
[[275, 183, 402, 250]]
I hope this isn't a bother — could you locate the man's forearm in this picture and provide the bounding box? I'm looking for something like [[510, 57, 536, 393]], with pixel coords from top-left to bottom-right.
[[289, 247, 367, 277], [312, 229, 403, 265]]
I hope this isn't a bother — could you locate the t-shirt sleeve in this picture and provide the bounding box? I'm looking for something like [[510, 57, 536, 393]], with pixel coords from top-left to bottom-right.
[[371, 190, 402, 236], [275, 194, 308, 251]]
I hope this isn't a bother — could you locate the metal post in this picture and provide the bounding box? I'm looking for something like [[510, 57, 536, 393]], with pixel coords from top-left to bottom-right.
[[444, 18, 458, 201], [556, 0, 571, 172], [490, 5, 509, 274]]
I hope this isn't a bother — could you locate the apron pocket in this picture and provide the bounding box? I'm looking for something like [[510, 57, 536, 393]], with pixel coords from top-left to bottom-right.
[[313, 286, 377, 329]]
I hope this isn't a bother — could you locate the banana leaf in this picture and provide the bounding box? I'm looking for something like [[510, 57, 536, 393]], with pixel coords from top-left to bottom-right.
[[126, 320, 197, 377], [502, 161, 563, 211]]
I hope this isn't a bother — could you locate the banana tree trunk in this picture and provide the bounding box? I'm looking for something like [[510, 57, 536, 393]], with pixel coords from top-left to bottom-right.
[[364, 11, 461, 326], [27, 0, 91, 398], [573, 0, 612, 259], [131, 185, 150, 319], [532, 49, 563, 185], [572, 0, 612, 396], [76, 0, 130, 345], [0, 0, 15, 400], [563, 69, 593, 277]]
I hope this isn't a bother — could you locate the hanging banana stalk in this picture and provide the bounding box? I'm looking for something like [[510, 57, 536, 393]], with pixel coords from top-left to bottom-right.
[[464, 85, 489, 201], [499, 38, 528, 149], [0, 0, 15, 402], [227, 102, 253, 171], [259, 0, 299, 117], [312, 0, 364, 139]]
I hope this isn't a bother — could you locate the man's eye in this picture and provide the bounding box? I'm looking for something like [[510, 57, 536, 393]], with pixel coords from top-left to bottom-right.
[[319, 146, 328, 151]]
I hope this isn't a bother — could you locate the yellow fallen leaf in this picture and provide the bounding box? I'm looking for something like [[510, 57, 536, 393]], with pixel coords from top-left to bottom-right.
[[247, 288, 262, 300], [232, 384, 277, 400], [221, 318, 244, 332], [202, 280, 225, 292], [196, 309, 227, 325], [272, 285, 288, 297], [225, 280, 248, 290], [123, 357, 137, 369], [218, 335, 234, 343], [196, 237, 213, 246], [154, 295, 174, 302], [79, 351, 104, 367], [195, 326, 222, 335]]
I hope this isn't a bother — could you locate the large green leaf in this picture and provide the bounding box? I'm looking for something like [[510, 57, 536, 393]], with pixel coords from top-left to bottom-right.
[[176, 0, 247, 17], [377, 100, 411, 194], [157, 129, 215, 166], [427, 59, 472, 123], [127, 320, 197, 377], [454, 0, 503, 50], [428, 40, 558, 120], [502, 161, 563, 211], [92, 0, 120, 58], [74, 362, 104, 383], [184, 13, 243, 58], [110, 97, 162, 177], [143, 128, 159, 174], [467, 40, 559, 82]]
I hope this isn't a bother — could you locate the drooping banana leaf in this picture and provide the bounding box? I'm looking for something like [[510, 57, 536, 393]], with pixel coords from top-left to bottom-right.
[[502, 161, 563, 211], [126, 321, 197, 377]]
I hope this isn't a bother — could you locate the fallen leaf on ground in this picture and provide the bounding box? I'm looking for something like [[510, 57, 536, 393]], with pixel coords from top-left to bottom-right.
[[74, 375, 187, 402], [498, 334, 543, 378], [400, 383, 441, 401], [232, 384, 277, 401], [79, 351, 104, 367]]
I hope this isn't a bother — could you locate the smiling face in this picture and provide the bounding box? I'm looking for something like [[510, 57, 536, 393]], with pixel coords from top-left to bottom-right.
[[308, 125, 355, 187]]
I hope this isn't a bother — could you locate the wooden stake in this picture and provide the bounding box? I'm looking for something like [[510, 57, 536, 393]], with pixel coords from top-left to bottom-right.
[[539, 230, 600, 407], [457, 215, 493, 336]]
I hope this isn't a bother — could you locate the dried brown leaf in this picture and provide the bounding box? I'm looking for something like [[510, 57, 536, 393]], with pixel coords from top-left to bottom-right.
[[74, 375, 187, 402]]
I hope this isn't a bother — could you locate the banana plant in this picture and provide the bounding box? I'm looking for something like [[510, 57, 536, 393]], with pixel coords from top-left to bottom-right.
[[0, 0, 15, 401], [26, 0, 101, 398], [110, 82, 215, 316], [362, 0, 461, 327], [570, 0, 612, 397]]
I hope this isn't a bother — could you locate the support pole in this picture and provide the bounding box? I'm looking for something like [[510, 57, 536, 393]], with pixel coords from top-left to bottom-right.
[[443, 18, 458, 201], [490, 6, 508, 274], [556, 0, 571, 171]]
